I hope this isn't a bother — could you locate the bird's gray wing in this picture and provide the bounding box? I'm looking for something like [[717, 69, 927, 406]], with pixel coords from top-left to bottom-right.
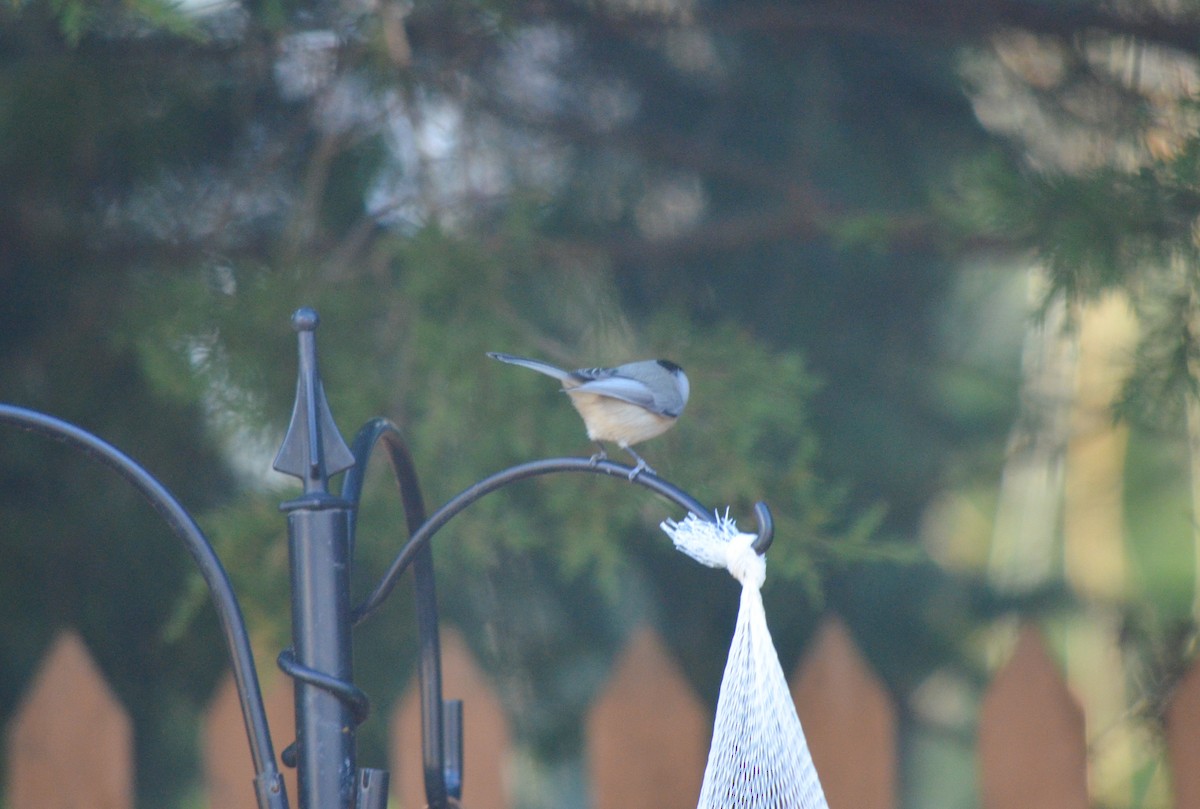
[[570, 375, 661, 411], [651, 386, 686, 417]]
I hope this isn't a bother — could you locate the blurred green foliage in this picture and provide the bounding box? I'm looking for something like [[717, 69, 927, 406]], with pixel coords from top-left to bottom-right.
[[5, 0, 1200, 806]]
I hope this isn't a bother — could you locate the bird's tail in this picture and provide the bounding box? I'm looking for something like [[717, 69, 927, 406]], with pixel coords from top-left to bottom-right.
[[486, 352, 570, 381]]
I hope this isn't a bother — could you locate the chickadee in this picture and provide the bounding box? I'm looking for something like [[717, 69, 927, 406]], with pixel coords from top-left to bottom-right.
[[487, 352, 689, 478]]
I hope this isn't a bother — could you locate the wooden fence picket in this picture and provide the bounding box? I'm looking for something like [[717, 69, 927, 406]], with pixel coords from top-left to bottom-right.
[[203, 664, 298, 809], [585, 626, 709, 809], [790, 614, 897, 809], [1166, 651, 1200, 809], [391, 627, 513, 809], [978, 624, 1088, 809], [4, 629, 133, 809]]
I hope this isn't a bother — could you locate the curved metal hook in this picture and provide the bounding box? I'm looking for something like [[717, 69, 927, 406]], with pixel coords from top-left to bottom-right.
[[0, 404, 288, 809], [343, 418, 428, 539], [752, 500, 774, 554], [342, 417, 451, 809], [353, 455, 776, 626]]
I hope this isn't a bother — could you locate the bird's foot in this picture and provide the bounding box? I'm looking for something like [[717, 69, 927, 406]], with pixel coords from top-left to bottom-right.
[[624, 448, 655, 480], [588, 445, 608, 467]]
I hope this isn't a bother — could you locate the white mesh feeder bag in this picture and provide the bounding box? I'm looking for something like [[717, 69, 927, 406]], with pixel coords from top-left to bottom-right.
[[660, 512, 829, 809]]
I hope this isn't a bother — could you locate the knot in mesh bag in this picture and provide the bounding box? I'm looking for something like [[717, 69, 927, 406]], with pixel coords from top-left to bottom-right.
[[661, 513, 828, 809]]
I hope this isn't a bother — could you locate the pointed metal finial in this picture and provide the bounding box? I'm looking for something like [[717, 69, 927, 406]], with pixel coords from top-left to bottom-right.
[[273, 307, 355, 493]]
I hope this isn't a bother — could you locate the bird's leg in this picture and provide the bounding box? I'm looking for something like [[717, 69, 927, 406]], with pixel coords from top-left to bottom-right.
[[622, 446, 655, 480], [589, 442, 608, 467]]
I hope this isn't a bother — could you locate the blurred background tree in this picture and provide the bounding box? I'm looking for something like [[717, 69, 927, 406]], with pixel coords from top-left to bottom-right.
[[4, 0, 1200, 806]]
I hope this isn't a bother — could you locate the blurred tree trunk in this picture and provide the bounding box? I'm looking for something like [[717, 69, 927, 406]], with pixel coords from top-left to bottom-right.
[[988, 267, 1076, 593]]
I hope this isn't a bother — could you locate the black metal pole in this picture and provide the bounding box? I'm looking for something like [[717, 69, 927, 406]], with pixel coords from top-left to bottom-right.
[[273, 309, 359, 809], [283, 503, 355, 809]]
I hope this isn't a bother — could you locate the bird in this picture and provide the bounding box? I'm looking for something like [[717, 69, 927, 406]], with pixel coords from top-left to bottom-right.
[[487, 352, 689, 478]]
